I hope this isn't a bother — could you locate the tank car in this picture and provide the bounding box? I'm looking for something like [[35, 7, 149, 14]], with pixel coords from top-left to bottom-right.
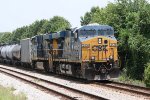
[[1, 45, 8, 63], [0, 46, 3, 58], [11, 44, 21, 65], [0, 44, 21, 65], [12, 44, 21, 60], [7, 45, 15, 59], [0, 46, 4, 63]]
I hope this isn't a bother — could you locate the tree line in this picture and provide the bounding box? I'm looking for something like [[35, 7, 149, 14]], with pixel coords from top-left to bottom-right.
[[0, 16, 71, 44]]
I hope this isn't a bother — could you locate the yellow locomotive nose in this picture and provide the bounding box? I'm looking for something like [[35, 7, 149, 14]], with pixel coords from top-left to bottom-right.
[[81, 36, 118, 62]]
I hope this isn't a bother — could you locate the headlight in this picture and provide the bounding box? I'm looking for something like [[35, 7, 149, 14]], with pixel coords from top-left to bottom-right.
[[110, 43, 117, 47], [98, 38, 102, 44], [109, 55, 113, 59], [106, 58, 109, 60], [91, 56, 95, 60]]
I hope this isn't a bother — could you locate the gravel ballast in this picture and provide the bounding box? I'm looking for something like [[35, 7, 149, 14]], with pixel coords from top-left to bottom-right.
[[0, 65, 149, 100], [0, 72, 60, 100]]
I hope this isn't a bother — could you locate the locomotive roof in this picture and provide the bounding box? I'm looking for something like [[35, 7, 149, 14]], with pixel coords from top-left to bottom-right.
[[51, 31, 66, 39], [78, 24, 114, 31]]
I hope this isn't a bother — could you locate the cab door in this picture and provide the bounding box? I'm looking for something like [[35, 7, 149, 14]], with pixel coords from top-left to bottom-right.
[[48, 40, 54, 72]]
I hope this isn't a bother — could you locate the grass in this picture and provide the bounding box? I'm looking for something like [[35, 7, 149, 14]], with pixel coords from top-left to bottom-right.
[[116, 74, 146, 87], [0, 85, 27, 100]]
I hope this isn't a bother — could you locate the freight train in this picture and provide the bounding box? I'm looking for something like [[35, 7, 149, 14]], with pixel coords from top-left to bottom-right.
[[0, 24, 119, 80]]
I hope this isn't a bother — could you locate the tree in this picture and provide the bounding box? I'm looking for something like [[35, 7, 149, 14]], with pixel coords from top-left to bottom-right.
[[144, 63, 150, 87], [48, 16, 71, 32], [0, 32, 12, 44], [11, 26, 29, 42], [127, 35, 150, 79], [28, 19, 47, 36], [9, 16, 71, 42], [40, 16, 71, 33]]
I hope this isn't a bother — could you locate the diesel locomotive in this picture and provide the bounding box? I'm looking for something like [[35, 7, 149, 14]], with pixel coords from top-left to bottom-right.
[[0, 24, 119, 80]]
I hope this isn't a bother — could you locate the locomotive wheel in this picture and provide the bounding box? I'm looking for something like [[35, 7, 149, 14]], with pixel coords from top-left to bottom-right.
[[31, 61, 36, 70], [52, 62, 58, 74], [81, 63, 95, 80], [71, 64, 78, 77], [44, 61, 49, 73]]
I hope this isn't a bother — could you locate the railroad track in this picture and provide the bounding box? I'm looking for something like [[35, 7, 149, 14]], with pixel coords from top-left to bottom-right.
[[0, 66, 107, 100], [95, 81, 150, 98]]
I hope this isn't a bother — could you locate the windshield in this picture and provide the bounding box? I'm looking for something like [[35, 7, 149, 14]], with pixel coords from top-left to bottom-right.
[[98, 29, 114, 36], [79, 30, 96, 37]]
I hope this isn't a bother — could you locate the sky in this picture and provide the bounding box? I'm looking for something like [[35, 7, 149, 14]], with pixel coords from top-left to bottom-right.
[[0, 0, 116, 32]]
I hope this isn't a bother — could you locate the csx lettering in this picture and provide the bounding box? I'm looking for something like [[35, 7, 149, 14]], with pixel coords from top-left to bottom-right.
[[92, 45, 108, 51]]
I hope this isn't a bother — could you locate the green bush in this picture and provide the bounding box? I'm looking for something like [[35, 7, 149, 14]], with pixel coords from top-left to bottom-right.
[[0, 86, 26, 100], [118, 69, 145, 87], [144, 63, 150, 87]]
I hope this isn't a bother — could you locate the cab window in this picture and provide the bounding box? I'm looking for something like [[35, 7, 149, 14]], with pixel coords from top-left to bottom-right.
[[98, 29, 114, 36], [79, 30, 96, 37]]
